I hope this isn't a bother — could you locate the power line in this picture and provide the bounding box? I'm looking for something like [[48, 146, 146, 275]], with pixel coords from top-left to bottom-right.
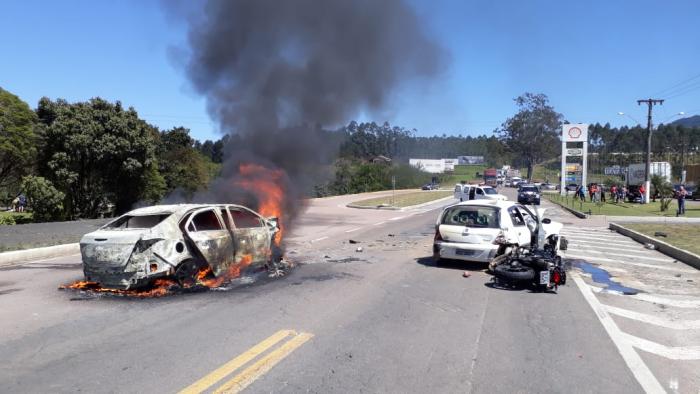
[[653, 72, 700, 97]]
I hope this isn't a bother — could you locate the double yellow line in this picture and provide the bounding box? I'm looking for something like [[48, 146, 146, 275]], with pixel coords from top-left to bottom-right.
[[179, 329, 313, 394]]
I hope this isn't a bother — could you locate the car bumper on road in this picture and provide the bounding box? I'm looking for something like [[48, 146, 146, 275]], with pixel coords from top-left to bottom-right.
[[433, 241, 498, 262]]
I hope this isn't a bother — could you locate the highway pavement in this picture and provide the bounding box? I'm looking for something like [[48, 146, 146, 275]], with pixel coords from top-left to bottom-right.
[[0, 189, 697, 393]]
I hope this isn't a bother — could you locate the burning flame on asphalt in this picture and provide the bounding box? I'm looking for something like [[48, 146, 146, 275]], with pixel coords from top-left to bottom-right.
[[60, 255, 256, 298], [236, 163, 286, 246]]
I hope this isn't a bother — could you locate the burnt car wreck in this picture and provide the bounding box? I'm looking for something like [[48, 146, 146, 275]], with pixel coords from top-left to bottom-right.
[[79, 204, 280, 289]]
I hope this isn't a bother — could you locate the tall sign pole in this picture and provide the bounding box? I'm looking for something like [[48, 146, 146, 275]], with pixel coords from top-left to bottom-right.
[[637, 99, 664, 204], [560, 124, 589, 196]]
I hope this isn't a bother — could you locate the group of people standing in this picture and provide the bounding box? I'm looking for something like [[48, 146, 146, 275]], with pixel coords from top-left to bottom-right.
[[10, 193, 27, 212], [570, 183, 689, 216]]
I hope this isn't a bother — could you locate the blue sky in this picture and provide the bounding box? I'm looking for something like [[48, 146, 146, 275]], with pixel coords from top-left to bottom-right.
[[2, 0, 700, 141]]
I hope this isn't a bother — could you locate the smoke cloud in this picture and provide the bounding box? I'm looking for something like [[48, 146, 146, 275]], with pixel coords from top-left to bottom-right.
[[179, 0, 446, 235]]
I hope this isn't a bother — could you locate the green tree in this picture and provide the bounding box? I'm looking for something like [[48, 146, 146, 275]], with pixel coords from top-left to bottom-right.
[[495, 93, 563, 180], [36, 97, 161, 218], [157, 127, 209, 199], [21, 175, 65, 222], [0, 88, 37, 190], [651, 174, 674, 211]]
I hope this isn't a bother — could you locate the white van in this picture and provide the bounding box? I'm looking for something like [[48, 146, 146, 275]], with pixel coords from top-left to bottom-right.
[[454, 184, 507, 202]]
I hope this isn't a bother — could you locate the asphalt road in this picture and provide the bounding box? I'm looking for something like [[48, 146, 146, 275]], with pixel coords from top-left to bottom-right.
[[0, 189, 696, 393]]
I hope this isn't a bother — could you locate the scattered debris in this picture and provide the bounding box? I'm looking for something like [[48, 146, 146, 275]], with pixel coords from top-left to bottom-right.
[[675, 274, 682, 278], [356, 247, 363, 252], [644, 243, 656, 250], [388, 234, 395, 237], [687, 279, 694, 283], [349, 239, 360, 244], [324, 255, 331, 259], [462, 271, 471, 278], [654, 231, 668, 238]]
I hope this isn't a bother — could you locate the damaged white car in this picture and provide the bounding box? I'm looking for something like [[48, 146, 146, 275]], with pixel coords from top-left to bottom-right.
[[79, 204, 279, 289]]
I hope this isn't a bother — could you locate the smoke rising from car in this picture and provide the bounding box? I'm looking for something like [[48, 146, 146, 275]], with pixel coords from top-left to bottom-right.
[[177, 0, 446, 235]]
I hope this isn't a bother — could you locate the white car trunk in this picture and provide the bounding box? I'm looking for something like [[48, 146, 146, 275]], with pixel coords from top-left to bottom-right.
[[438, 224, 499, 244], [80, 229, 147, 268]]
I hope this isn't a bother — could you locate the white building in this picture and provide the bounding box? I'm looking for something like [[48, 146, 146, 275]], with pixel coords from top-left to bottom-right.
[[409, 158, 456, 173]]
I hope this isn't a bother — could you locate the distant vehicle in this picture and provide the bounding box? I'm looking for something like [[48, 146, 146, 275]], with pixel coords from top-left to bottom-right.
[[507, 177, 522, 187], [517, 185, 541, 205], [541, 183, 557, 191], [565, 184, 578, 192], [422, 183, 439, 190], [626, 162, 671, 186], [483, 168, 498, 187], [432, 200, 563, 264], [514, 181, 527, 189], [626, 185, 642, 203], [454, 184, 507, 202]]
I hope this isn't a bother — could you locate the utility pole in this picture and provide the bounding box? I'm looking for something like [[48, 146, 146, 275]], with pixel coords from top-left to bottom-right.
[[637, 98, 664, 204]]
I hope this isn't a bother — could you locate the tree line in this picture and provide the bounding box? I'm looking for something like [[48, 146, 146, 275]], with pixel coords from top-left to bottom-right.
[[2, 87, 699, 223]]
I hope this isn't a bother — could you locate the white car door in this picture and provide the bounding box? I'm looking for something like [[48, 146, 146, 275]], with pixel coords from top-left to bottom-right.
[[505, 205, 531, 246], [184, 208, 235, 276]]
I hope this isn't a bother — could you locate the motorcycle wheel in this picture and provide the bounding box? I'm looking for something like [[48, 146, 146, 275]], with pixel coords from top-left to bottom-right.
[[493, 264, 535, 282]]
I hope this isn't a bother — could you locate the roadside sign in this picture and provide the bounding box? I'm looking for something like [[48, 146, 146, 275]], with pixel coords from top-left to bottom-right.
[[562, 124, 589, 142], [566, 148, 583, 156]]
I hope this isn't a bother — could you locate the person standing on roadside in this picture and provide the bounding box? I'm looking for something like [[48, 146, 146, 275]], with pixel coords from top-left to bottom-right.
[[610, 185, 618, 203], [17, 193, 27, 213], [578, 184, 586, 201], [677, 185, 687, 216], [639, 184, 646, 204]]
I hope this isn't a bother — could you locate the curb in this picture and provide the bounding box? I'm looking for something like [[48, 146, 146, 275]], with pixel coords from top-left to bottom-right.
[[546, 198, 588, 219], [609, 222, 700, 270], [346, 195, 455, 211], [0, 243, 80, 267]]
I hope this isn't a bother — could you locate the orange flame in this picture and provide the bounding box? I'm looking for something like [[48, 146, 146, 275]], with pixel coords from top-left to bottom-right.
[[236, 163, 285, 246], [60, 255, 256, 298]]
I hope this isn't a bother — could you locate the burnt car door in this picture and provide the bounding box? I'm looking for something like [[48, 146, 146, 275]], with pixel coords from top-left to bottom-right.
[[183, 208, 235, 276], [228, 207, 271, 267]]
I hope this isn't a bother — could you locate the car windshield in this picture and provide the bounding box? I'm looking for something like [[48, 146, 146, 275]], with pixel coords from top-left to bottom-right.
[[483, 188, 497, 195], [521, 186, 538, 192], [441, 206, 500, 228], [105, 214, 170, 229]]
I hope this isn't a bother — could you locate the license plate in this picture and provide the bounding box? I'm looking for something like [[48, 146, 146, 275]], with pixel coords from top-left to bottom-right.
[[456, 249, 475, 256], [540, 271, 550, 285]]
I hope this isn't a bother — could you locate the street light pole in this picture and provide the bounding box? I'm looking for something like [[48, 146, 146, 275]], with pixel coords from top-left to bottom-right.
[[637, 99, 664, 204]]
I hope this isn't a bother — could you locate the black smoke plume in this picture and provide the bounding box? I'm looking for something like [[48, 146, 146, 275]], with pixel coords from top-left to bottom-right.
[[179, 0, 446, 234]]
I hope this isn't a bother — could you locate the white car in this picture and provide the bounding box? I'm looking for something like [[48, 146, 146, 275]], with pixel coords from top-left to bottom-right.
[[79, 204, 279, 289], [453, 184, 507, 202], [432, 200, 563, 264]]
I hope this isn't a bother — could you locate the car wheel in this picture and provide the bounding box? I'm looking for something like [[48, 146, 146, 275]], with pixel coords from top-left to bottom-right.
[[175, 259, 206, 288], [493, 263, 535, 282]]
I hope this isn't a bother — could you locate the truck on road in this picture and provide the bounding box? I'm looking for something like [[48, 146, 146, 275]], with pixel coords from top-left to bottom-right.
[[483, 168, 498, 187]]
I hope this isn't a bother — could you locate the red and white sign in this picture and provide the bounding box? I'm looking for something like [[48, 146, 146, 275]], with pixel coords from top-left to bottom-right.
[[562, 124, 588, 142]]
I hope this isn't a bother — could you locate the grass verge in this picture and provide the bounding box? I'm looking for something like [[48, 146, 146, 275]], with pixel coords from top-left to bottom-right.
[[546, 194, 700, 217], [351, 190, 453, 208], [623, 223, 700, 256]]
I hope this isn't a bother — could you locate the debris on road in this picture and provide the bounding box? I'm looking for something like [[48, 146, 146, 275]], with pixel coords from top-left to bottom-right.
[[356, 247, 363, 252], [349, 239, 360, 244], [654, 231, 668, 237], [462, 271, 471, 278], [388, 234, 395, 237], [644, 243, 656, 250]]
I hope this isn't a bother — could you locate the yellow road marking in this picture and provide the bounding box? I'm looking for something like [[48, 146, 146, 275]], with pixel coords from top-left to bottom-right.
[[179, 329, 295, 394], [213, 332, 314, 394]]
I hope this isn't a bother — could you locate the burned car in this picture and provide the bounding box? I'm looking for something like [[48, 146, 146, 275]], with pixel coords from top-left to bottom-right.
[[79, 204, 279, 289]]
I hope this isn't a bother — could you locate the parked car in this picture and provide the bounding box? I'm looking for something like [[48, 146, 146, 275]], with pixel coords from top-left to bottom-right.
[[432, 200, 563, 264], [507, 177, 522, 187], [79, 204, 279, 289], [541, 182, 557, 191], [626, 185, 642, 203], [422, 183, 439, 190], [565, 183, 578, 192], [517, 185, 541, 205]]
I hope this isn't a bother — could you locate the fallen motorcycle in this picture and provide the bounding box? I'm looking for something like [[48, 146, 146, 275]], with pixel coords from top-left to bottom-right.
[[490, 209, 567, 292]]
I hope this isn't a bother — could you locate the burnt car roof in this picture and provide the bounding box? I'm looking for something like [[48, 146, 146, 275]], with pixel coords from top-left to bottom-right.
[[124, 204, 254, 217]]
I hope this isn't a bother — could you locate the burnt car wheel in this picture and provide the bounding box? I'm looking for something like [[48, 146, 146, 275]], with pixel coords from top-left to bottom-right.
[[174, 259, 206, 288]]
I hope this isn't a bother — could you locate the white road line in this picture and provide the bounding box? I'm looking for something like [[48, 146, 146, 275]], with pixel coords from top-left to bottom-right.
[[572, 273, 665, 393], [344, 227, 361, 233], [563, 234, 636, 243], [568, 243, 645, 252], [389, 216, 406, 221], [567, 249, 675, 263], [562, 230, 619, 237], [311, 236, 329, 242], [589, 286, 700, 308], [603, 304, 700, 330], [373, 221, 386, 226], [619, 332, 700, 360]]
